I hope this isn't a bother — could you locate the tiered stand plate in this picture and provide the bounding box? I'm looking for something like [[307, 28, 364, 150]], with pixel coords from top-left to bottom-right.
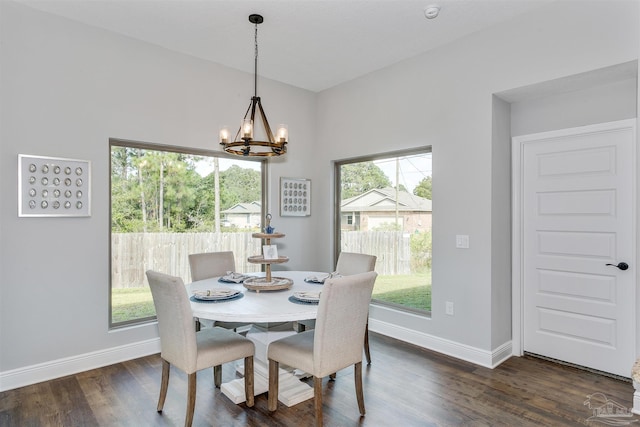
[[245, 233, 292, 292]]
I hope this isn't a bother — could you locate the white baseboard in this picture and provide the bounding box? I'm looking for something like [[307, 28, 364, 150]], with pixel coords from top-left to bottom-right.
[[368, 318, 513, 369], [0, 338, 160, 392], [1, 322, 514, 392]]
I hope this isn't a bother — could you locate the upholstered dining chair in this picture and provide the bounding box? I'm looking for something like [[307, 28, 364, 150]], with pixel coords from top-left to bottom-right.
[[299, 252, 377, 365], [146, 270, 255, 427], [267, 271, 377, 426], [188, 251, 247, 332]]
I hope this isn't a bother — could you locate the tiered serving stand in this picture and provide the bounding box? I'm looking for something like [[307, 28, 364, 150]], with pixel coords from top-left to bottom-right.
[[243, 232, 293, 292]]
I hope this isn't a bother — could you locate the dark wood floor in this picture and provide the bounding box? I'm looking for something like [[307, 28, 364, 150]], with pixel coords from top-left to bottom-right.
[[0, 332, 636, 426]]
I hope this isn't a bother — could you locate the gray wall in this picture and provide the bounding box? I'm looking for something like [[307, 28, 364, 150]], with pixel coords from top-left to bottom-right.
[[1, 0, 639, 388], [315, 0, 638, 356]]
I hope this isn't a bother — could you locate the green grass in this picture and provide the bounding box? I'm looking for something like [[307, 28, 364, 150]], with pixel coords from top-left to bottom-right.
[[111, 271, 432, 323], [373, 273, 431, 312], [111, 287, 155, 323]]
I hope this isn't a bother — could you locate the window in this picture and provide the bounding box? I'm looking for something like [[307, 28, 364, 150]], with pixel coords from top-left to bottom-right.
[[335, 149, 432, 314], [110, 140, 265, 327]]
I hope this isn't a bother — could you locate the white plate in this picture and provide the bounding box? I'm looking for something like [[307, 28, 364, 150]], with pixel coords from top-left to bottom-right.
[[193, 288, 240, 301], [293, 291, 321, 302]]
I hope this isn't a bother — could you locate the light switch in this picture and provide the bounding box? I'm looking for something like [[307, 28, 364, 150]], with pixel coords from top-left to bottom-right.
[[456, 235, 469, 249]]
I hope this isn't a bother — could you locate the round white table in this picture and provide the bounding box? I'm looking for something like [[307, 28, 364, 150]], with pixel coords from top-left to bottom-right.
[[187, 270, 325, 324], [186, 270, 328, 406]]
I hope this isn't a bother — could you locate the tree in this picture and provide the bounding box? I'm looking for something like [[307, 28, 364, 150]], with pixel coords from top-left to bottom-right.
[[341, 162, 391, 199], [414, 176, 432, 200]]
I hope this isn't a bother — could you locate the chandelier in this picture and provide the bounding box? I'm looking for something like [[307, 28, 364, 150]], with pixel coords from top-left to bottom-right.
[[219, 14, 288, 157]]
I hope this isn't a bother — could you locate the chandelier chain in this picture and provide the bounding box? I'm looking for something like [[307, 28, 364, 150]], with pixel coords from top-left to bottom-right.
[[254, 23, 258, 98]]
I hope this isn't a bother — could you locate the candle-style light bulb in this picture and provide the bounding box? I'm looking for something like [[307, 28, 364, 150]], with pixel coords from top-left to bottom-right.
[[219, 126, 230, 144], [242, 118, 253, 140], [276, 124, 288, 143]]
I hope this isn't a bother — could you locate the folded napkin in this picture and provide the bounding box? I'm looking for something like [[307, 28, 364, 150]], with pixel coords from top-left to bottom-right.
[[193, 287, 239, 299], [219, 271, 250, 283], [305, 271, 342, 283], [293, 291, 321, 301]]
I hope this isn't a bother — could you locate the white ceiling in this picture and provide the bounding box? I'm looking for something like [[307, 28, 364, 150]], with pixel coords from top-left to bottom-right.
[[15, 0, 555, 92]]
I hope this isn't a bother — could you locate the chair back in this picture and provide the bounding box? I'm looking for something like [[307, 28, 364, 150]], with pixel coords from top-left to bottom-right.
[[312, 271, 377, 377], [335, 252, 377, 276], [189, 251, 235, 281], [146, 270, 198, 372]]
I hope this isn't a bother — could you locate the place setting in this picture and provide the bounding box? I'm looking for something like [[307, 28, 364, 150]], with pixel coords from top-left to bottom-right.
[[218, 271, 251, 284], [304, 271, 342, 284], [190, 287, 244, 303], [289, 291, 321, 305]]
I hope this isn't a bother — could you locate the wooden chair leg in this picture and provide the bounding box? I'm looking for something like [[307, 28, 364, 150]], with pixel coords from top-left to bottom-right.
[[314, 376, 323, 427], [213, 365, 222, 388], [244, 356, 255, 407], [268, 359, 279, 411], [364, 322, 371, 365], [354, 362, 365, 416], [185, 373, 196, 427], [157, 359, 170, 412]]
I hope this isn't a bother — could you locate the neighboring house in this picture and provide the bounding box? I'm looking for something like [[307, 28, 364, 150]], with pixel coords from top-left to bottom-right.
[[221, 201, 261, 229], [340, 188, 432, 233]]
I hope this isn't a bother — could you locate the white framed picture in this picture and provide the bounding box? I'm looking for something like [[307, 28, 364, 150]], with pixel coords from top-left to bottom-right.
[[18, 154, 91, 217], [280, 177, 310, 217], [263, 245, 278, 260]]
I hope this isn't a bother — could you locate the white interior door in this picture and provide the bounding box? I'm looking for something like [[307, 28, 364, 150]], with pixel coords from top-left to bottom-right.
[[516, 119, 636, 378]]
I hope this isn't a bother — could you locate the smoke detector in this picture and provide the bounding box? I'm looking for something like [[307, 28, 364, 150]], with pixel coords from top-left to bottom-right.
[[424, 5, 440, 19]]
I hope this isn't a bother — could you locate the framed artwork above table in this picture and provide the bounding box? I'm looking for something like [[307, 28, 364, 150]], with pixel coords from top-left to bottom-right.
[[279, 177, 310, 217]]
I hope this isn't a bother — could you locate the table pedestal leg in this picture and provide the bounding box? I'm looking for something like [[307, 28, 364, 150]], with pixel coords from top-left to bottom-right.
[[220, 324, 314, 406]]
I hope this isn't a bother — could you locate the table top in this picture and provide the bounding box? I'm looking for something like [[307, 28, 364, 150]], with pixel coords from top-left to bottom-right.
[[187, 270, 327, 323]]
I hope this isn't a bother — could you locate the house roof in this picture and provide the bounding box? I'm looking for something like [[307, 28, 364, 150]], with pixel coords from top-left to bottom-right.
[[341, 188, 432, 213], [221, 201, 261, 215]]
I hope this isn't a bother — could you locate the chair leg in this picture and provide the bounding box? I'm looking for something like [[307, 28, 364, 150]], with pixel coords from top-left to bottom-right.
[[157, 359, 170, 412], [268, 359, 279, 411], [185, 373, 196, 427], [314, 376, 323, 427], [195, 319, 201, 332], [354, 362, 365, 416], [244, 356, 255, 407], [213, 365, 222, 388], [364, 323, 371, 365]]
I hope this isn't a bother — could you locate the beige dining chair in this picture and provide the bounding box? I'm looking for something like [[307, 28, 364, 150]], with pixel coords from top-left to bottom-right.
[[299, 252, 377, 365], [146, 270, 255, 427], [267, 271, 377, 426], [188, 251, 247, 332]]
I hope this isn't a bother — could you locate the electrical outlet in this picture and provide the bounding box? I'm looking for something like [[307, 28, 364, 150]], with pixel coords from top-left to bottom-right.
[[445, 301, 454, 316]]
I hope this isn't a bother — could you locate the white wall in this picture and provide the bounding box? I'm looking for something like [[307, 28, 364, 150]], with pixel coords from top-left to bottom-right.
[[1, 0, 639, 390], [315, 0, 639, 362], [0, 1, 318, 388]]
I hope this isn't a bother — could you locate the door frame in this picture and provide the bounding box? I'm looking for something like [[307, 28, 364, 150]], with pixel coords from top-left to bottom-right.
[[511, 119, 638, 358]]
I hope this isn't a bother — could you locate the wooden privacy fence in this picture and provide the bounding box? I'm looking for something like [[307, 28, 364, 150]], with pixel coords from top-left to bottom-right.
[[111, 231, 412, 288]]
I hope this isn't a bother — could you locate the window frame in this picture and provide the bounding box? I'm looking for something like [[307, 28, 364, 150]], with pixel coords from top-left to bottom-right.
[[108, 138, 267, 329], [333, 147, 432, 316]]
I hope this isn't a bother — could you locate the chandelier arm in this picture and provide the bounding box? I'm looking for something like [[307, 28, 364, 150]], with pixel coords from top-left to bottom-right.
[[256, 98, 275, 144]]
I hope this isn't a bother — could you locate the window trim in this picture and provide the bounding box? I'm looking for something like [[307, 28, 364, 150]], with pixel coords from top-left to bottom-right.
[[108, 138, 267, 329], [333, 146, 432, 315]]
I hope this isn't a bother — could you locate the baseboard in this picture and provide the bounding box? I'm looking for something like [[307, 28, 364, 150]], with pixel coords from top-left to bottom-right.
[[1, 322, 514, 392], [0, 338, 160, 392], [368, 318, 513, 369]]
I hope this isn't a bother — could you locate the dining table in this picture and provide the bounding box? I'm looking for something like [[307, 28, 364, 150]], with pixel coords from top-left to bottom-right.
[[186, 270, 329, 407]]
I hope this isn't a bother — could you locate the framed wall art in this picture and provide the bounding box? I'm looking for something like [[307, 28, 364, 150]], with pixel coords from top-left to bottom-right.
[[18, 154, 91, 217], [280, 177, 310, 217]]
